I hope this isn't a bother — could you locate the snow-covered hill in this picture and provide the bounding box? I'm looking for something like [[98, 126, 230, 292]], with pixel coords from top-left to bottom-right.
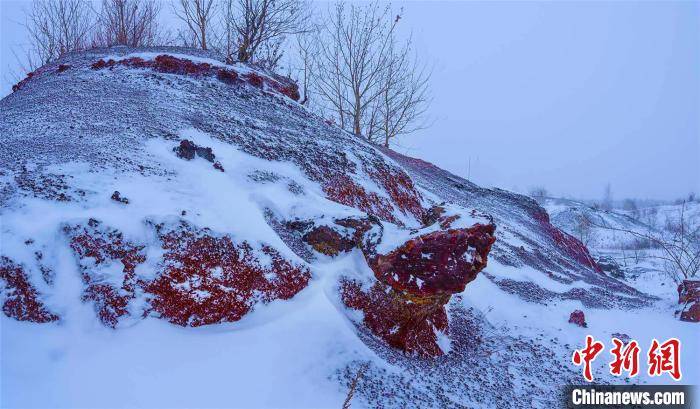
[[1, 47, 696, 408]]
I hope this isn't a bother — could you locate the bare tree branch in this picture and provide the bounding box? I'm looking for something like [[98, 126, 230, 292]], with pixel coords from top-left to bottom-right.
[[23, 0, 94, 67], [589, 201, 700, 283], [220, 0, 309, 68], [173, 0, 216, 50], [94, 0, 164, 47]]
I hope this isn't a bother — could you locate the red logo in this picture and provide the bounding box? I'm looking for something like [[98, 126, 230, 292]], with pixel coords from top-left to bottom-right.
[[572, 335, 605, 382], [648, 338, 682, 381], [609, 338, 640, 377], [572, 337, 682, 381]]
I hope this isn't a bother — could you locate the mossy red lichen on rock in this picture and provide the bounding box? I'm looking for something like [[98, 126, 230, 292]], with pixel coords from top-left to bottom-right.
[[144, 221, 311, 327], [64, 219, 146, 328], [0, 257, 59, 323]]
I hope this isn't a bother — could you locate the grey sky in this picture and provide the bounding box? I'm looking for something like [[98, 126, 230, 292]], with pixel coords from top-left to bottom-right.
[[2, 0, 698, 201]]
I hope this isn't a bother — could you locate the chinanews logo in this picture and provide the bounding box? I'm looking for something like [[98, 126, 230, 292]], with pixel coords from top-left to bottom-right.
[[566, 336, 694, 409], [571, 335, 681, 382]]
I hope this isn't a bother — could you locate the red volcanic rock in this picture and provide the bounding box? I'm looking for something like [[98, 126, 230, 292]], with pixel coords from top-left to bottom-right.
[[370, 225, 497, 298], [303, 225, 355, 256], [152, 54, 211, 75], [12, 71, 35, 92], [0, 257, 59, 323], [145, 221, 311, 327], [341, 279, 449, 357], [246, 72, 264, 88], [342, 222, 496, 357], [365, 162, 425, 223], [297, 216, 383, 257], [57, 64, 71, 73], [64, 219, 146, 327], [568, 310, 587, 327], [216, 68, 238, 84], [678, 280, 700, 323], [90, 55, 302, 102], [322, 174, 400, 225]]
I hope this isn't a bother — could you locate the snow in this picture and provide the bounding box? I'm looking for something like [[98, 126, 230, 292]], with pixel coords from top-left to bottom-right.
[[1, 47, 697, 408]]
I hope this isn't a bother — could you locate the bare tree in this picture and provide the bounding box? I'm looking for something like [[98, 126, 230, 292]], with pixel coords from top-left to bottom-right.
[[314, 1, 396, 139], [376, 33, 431, 147], [220, 0, 308, 66], [601, 183, 613, 212], [572, 214, 595, 247], [292, 25, 318, 105], [23, 0, 94, 67], [94, 0, 163, 47], [590, 201, 700, 283], [173, 0, 216, 50]]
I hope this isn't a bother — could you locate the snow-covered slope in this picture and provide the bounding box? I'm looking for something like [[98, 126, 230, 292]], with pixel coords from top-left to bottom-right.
[[1, 47, 696, 408]]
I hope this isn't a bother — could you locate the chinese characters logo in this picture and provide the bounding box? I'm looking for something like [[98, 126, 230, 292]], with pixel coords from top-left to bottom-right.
[[572, 336, 681, 382]]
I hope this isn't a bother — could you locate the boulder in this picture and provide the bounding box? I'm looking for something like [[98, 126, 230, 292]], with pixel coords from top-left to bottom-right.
[[568, 310, 587, 327], [678, 280, 700, 322], [344, 223, 496, 357]]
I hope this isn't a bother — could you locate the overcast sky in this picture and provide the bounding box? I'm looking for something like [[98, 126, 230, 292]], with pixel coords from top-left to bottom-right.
[[2, 0, 698, 201]]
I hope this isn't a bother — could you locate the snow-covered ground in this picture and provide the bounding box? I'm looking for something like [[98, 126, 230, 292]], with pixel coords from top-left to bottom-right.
[[1, 47, 697, 408]]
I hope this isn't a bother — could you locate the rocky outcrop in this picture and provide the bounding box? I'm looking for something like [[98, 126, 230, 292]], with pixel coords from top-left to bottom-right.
[[91, 54, 300, 102], [296, 216, 382, 257], [0, 257, 59, 323], [145, 221, 311, 327], [64, 219, 147, 327], [293, 212, 496, 357], [678, 280, 700, 322], [59, 218, 311, 328], [341, 279, 450, 357]]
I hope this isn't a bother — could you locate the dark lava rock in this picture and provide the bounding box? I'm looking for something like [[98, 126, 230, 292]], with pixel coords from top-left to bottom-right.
[[173, 139, 216, 162], [111, 191, 129, 204]]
